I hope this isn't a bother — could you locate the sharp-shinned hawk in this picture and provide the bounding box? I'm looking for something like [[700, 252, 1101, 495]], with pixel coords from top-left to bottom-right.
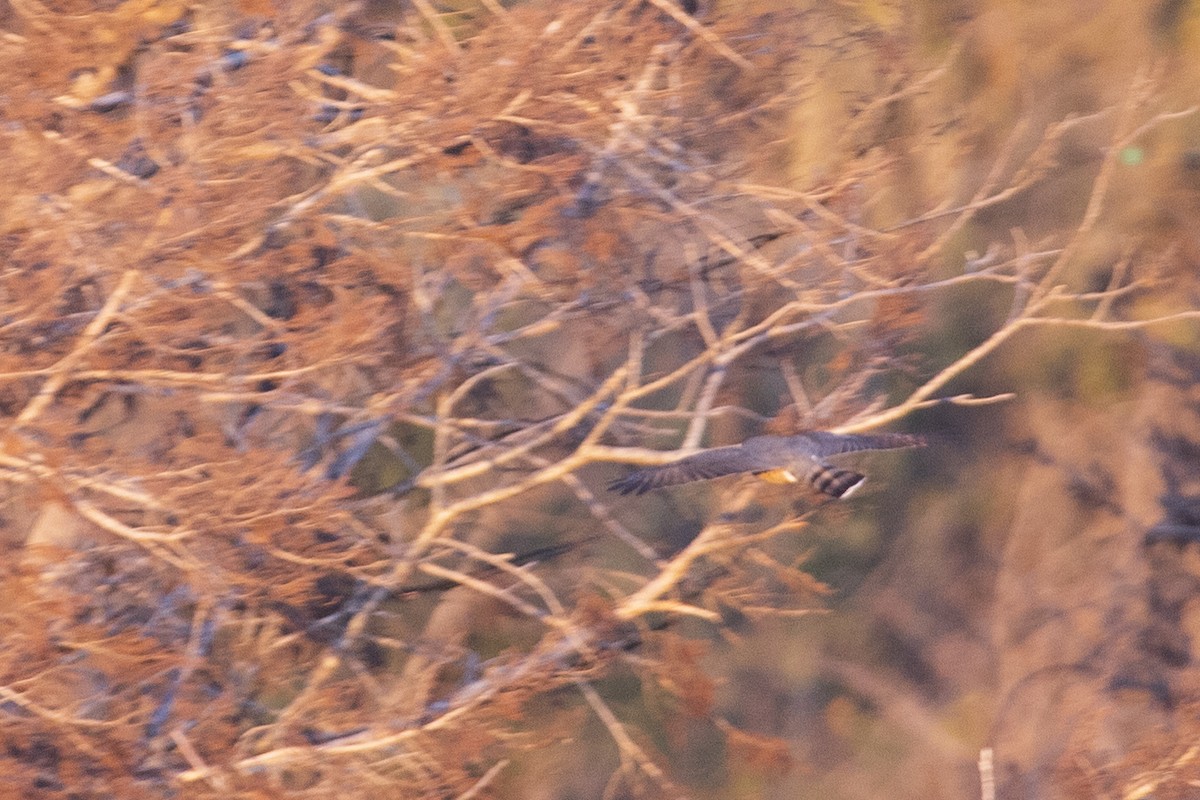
[[608, 431, 924, 499]]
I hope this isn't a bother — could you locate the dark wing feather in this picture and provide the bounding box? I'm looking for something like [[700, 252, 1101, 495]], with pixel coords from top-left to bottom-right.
[[608, 445, 769, 495], [799, 431, 926, 458]]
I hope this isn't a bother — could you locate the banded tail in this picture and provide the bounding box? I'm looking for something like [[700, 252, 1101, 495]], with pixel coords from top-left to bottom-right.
[[805, 465, 866, 498]]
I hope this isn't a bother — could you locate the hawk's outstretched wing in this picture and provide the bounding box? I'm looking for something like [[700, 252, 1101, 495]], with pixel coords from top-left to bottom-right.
[[797, 431, 925, 458], [607, 445, 769, 495]]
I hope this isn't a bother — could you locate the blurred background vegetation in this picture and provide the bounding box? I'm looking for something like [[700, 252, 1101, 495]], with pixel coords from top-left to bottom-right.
[[2, 1, 1200, 799]]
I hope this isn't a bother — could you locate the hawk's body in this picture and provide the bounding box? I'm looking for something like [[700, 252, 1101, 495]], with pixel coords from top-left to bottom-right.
[[608, 431, 923, 499]]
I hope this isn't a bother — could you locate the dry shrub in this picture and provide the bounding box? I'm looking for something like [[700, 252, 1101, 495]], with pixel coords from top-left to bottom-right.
[[1, 1, 1197, 798]]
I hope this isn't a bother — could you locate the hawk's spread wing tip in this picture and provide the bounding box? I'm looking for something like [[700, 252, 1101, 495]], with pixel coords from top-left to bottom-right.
[[608, 473, 649, 495]]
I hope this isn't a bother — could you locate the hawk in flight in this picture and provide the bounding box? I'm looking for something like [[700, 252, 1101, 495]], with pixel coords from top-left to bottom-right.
[[608, 431, 924, 499]]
